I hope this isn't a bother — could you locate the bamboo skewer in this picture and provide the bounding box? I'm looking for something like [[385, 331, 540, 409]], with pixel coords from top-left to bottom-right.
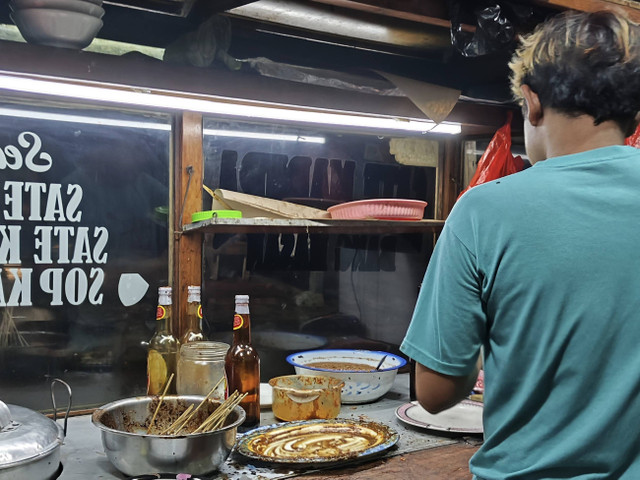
[[145, 374, 243, 436], [167, 376, 226, 434], [194, 391, 241, 433], [146, 373, 174, 434], [159, 404, 194, 435], [207, 392, 247, 432], [193, 391, 247, 434]]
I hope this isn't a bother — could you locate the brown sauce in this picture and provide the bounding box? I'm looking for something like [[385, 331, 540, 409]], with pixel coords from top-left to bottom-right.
[[306, 361, 374, 372]]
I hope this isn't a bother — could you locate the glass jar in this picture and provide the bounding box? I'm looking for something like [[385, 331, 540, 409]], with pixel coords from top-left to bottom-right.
[[177, 341, 229, 400]]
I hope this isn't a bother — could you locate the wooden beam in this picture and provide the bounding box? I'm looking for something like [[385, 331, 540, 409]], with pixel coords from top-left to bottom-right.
[[172, 112, 203, 339], [0, 40, 512, 130], [309, 0, 476, 32], [530, 0, 640, 23]]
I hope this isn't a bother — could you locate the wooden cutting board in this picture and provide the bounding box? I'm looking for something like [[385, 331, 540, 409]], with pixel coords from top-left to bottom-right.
[[210, 189, 331, 219]]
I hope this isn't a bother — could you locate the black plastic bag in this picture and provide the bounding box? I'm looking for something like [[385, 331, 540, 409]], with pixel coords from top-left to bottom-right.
[[447, 0, 539, 57]]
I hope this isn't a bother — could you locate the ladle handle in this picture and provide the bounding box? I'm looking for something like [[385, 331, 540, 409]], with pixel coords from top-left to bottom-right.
[[375, 355, 388, 370], [51, 379, 72, 436]]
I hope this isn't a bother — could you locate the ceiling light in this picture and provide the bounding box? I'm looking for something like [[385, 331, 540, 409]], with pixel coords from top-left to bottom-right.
[[0, 73, 461, 135], [204, 129, 325, 143]]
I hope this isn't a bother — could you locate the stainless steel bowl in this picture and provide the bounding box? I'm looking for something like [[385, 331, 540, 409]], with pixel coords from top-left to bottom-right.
[[91, 395, 245, 476]]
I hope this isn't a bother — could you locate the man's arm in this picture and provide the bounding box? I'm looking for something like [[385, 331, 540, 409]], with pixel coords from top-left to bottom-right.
[[414, 359, 480, 414]]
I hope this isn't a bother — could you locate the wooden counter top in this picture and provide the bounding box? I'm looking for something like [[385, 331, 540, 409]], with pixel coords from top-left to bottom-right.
[[298, 442, 480, 479]]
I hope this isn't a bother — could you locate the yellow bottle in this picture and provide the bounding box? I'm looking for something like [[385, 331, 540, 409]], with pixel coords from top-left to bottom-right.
[[180, 285, 206, 344], [147, 286, 179, 395]]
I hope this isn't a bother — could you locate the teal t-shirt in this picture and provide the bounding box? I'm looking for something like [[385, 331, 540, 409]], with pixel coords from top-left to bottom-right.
[[401, 146, 640, 479]]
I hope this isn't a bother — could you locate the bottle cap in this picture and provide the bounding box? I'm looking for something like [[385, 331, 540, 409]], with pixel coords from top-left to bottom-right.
[[158, 286, 172, 305], [235, 294, 249, 303], [187, 286, 201, 302]]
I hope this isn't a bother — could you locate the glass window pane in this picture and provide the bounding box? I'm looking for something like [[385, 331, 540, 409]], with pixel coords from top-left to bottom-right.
[[201, 118, 437, 381], [0, 102, 171, 411]]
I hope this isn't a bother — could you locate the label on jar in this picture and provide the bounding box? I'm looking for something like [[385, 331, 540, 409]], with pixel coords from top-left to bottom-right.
[[156, 305, 166, 320], [233, 314, 244, 330], [198, 305, 203, 319]]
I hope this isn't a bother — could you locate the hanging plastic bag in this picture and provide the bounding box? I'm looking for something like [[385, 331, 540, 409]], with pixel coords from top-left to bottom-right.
[[458, 111, 524, 200], [624, 123, 640, 147], [447, 0, 546, 57]]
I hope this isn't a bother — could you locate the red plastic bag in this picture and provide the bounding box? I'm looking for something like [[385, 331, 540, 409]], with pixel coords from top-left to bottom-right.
[[625, 123, 640, 147], [458, 111, 524, 201]]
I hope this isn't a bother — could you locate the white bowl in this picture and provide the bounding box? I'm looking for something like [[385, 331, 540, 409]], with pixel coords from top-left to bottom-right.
[[10, 0, 105, 18], [286, 349, 406, 404], [11, 8, 103, 49]]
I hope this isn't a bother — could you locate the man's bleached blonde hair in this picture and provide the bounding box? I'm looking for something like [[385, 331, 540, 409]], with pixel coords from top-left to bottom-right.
[[509, 10, 640, 133]]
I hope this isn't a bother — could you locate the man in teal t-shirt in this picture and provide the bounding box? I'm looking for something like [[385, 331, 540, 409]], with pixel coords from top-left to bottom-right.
[[401, 10, 640, 480]]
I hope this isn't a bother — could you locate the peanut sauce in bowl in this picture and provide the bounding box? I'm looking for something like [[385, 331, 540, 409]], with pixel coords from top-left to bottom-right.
[[286, 349, 408, 403], [236, 419, 398, 464]]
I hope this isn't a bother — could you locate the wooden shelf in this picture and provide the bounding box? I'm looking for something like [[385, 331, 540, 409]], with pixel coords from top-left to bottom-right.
[[182, 218, 445, 235]]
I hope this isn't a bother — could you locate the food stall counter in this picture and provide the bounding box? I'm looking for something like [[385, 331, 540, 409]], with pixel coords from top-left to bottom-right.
[[58, 374, 481, 479]]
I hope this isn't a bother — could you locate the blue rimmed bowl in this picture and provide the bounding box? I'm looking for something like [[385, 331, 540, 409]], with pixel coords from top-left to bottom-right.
[[286, 349, 406, 404]]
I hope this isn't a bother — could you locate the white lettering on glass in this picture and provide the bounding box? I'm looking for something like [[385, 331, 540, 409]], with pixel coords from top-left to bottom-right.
[[24, 182, 46, 220], [0, 268, 32, 306], [1, 130, 118, 307], [88, 268, 104, 305], [65, 267, 87, 306], [43, 184, 66, 221], [33, 225, 52, 264], [0, 225, 21, 264], [3, 181, 23, 220], [0, 132, 53, 173], [65, 184, 83, 222], [93, 227, 109, 264], [40, 268, 64, 306]]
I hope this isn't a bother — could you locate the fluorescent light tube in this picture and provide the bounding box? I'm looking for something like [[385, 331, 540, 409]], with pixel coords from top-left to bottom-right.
[[0, 73, 461, 135], [203, 128, 325, 143]]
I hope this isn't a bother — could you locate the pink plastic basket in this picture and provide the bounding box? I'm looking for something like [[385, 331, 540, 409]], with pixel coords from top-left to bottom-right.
[[327, 199, 428, 220]]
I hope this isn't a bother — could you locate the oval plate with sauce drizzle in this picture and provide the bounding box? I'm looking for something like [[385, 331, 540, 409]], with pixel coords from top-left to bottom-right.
[[235, 419, 399, 465]]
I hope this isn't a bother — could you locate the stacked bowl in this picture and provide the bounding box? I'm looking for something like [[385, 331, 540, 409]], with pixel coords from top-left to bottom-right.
[[10, 0, 105, 49]]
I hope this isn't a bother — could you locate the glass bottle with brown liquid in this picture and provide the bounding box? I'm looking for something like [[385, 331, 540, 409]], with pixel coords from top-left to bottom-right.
[[147, 286, 179, 395], [224, 294, 260, 427], [180, 285, 206, 344]]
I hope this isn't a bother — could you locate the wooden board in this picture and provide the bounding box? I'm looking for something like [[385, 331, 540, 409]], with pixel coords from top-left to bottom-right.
[[210, 189, 331, 219], [298, 442, 480, 479]]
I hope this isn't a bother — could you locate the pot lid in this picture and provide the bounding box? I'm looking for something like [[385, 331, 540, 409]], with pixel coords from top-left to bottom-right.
[[128, 475, 213, 480], [0, 401, 63, 469]]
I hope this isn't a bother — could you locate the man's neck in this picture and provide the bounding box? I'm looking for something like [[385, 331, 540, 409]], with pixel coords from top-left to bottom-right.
[[542, 111, 626, 160]]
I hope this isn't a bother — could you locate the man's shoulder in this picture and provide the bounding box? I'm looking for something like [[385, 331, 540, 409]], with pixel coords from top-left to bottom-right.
[[455, 169, 534, 211]]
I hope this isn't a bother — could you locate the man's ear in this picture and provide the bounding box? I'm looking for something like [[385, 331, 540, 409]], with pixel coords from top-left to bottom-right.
[[521, 85, 543, 126], [632, 112, 640, 135]]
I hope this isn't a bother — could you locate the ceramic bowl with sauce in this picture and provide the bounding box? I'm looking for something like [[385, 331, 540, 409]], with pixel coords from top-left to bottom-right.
[[269, 375, 344, 421], [286, 349, 407, 404]]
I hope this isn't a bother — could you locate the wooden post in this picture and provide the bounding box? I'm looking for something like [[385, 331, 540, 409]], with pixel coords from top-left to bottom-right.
[[437, 139, 462, 221], [172, 112, 204, 339]]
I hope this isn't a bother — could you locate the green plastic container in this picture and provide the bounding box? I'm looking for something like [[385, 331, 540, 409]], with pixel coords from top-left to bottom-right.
[[191, 210, 242, 222]]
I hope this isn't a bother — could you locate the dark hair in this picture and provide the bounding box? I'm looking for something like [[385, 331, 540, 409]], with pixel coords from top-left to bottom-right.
[[510, 10, 640, 135]]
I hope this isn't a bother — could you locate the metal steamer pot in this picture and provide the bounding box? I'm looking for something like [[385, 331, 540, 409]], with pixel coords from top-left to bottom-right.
[[0, 379, 72, 480]]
